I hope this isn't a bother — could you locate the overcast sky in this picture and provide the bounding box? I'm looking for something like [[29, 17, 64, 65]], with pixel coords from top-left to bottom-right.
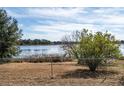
[[4, 7, 124, 41]]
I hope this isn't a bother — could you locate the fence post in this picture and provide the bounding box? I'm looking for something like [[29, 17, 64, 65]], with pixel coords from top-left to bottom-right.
[[50, 56, 54, 79]]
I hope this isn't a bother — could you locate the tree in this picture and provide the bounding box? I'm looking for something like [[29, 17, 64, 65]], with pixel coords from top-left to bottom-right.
[[19, 39, 51, 45], [0, 9, 22, 59], [62, 29, 121, 71]]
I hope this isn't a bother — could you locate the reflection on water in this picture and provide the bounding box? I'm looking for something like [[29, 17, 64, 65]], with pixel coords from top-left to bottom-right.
[[17, 44, 124, 58], [18, 45, 65, 58]]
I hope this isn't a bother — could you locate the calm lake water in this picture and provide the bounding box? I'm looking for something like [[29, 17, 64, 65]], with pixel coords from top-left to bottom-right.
[[18, 45, 65, 58], [120, 44, 124, 55], [18, 44, 124, 58]]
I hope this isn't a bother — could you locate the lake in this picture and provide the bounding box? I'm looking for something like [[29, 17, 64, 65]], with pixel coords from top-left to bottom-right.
[[17, 44, 124, 58], [18, 45, 65, 58], [120, 44, 124, 55]]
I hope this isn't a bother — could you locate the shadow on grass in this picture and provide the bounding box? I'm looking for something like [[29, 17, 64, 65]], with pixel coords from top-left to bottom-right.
[[61, 69, 118, 79], [119, 76, 124, 85], [0, 61, 9, 65]]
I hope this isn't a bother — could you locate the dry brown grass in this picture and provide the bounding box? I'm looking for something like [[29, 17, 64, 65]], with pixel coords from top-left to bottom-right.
[[0, 60, 124, 86]]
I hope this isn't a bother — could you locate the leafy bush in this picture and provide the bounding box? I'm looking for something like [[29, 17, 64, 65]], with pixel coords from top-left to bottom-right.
[[62, 29, 121, 71]]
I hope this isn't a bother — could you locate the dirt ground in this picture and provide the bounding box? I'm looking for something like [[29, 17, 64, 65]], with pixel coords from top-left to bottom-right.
[[0, 60, 124, 86]]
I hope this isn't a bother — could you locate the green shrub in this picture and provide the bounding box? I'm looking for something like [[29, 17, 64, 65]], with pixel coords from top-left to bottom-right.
[[62, 29, 122, 71]]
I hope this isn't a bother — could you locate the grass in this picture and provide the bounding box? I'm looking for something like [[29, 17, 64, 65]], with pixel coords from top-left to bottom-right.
[[0, 55, 73, 63], [0, 60, 124, 85]]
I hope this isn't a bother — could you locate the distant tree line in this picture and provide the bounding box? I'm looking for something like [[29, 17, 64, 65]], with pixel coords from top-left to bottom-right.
[[115, 40, 124, 44], [120, 40, 124, 44], [19, 39, 51, 45], [19, 39, 77, 45], [19, 39, 124, 45]]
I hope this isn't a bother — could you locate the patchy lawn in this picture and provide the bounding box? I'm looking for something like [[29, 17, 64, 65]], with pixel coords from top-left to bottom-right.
[[0, 60, 124, 85]]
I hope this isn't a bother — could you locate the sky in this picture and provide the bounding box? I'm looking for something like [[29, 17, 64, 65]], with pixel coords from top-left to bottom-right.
[[3, 7, 124, 41]]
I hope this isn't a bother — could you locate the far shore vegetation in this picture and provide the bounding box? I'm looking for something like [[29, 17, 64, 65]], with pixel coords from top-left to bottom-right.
[[19, 39, 124, 45], [19, 39, 68, 45]]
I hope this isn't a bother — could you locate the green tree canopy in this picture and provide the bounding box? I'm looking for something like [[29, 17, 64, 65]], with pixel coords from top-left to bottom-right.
[[62, 29, 122, 71], [0, 9, 22, 58]]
